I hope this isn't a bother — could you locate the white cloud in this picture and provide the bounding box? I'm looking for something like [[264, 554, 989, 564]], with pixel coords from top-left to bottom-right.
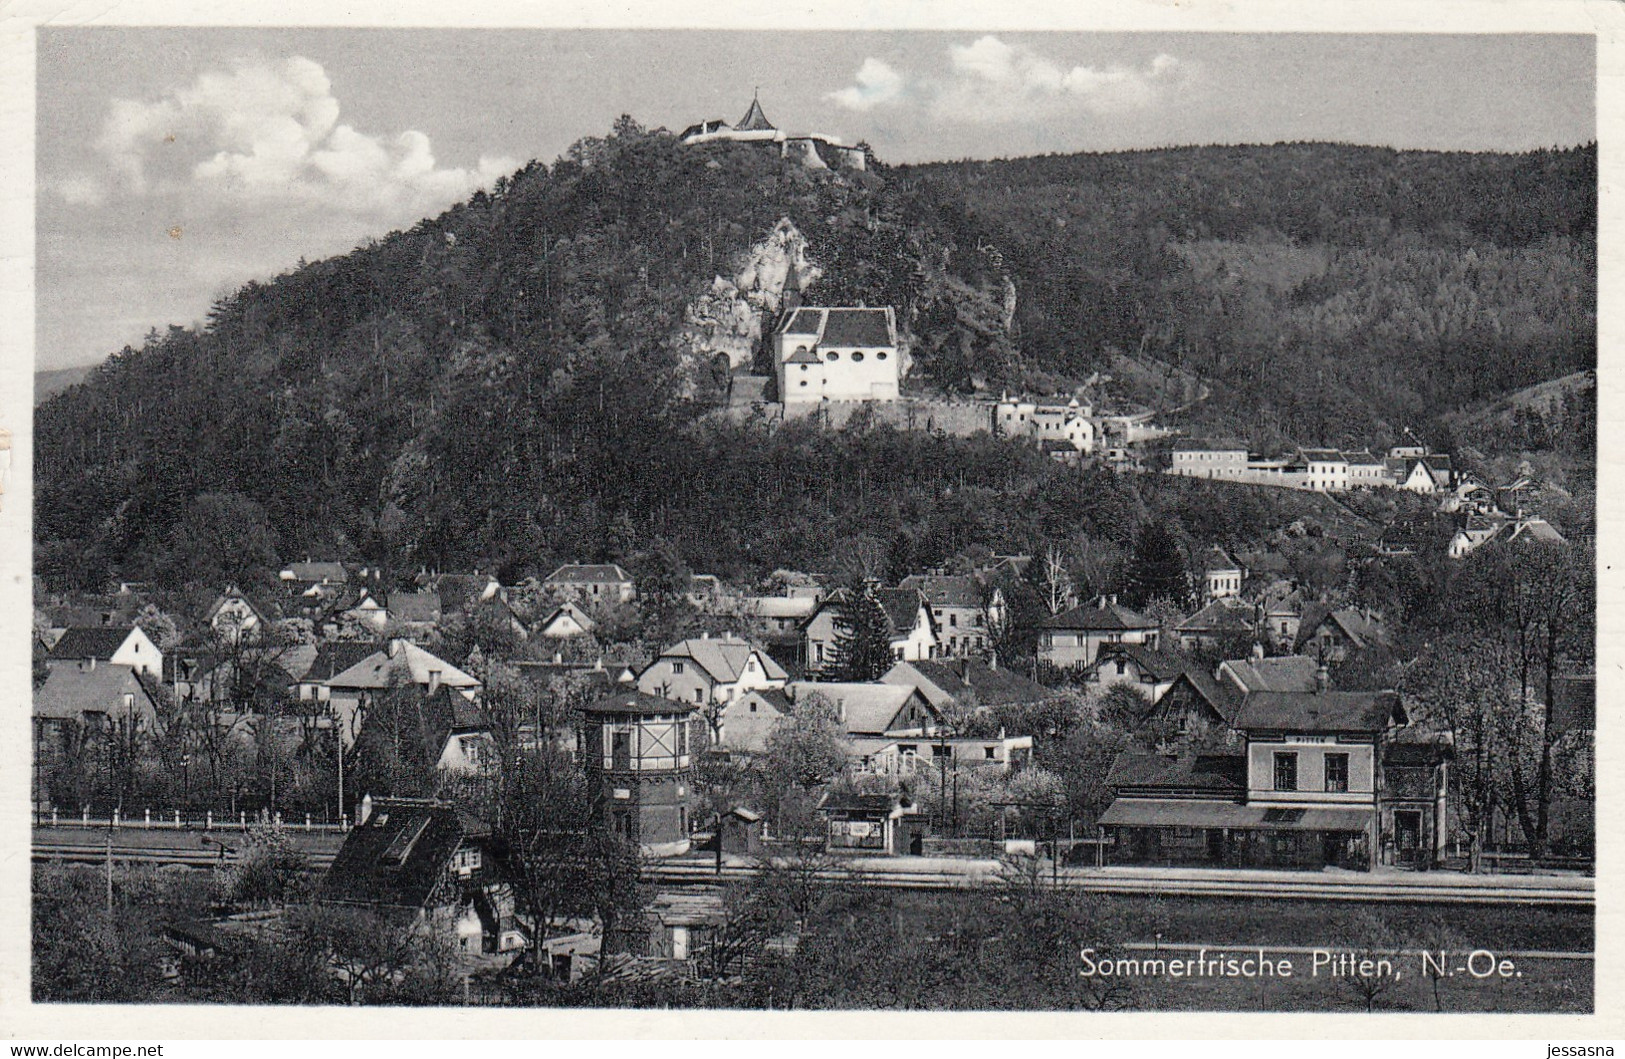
[[64, 55, 515, 216], [826, 37, 1190, 125], [826, 57, 908, 112]]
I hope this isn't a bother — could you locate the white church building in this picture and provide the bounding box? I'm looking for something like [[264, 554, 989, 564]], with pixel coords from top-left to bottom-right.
[[775, 305, 901, 408]]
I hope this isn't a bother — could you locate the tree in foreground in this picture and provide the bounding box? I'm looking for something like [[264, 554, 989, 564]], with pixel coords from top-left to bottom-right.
[[828, 582, 895, 682]]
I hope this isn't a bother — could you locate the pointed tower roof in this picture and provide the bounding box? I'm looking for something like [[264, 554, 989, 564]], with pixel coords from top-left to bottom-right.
[[736, 91, 775, 132]]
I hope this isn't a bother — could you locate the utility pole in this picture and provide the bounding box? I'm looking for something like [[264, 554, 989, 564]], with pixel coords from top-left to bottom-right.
[[104, 821, 114, 916]]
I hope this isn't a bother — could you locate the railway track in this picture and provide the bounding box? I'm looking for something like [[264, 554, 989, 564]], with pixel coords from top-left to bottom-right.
[[33, 841, 1591, 907], [645, 861, 1593, 907]]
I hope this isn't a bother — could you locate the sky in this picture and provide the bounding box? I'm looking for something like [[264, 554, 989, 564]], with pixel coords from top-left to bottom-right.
[[35, 29, 1595, 371]]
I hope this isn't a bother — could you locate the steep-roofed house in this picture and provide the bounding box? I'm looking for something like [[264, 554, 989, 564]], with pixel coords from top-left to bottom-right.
[[1083, 644, 1198, 703], [1218, 655, 1322, 695], [536, 601, 596, 640], [296, 641, 383, 704], [387, 591, 443, 636], [636, 635, 788, 709], [1293, 605, 1386, 663], [786, 681, 940, 739], [203, 587, 274, 643], [1175, 598, 1259, 653], [33, 661, 164, 809], [318, 798, 523, 958], [897, 573, 1004, 658], [46, 625, 162, 678], [543, 564, 636, 605], [1037, 596, 1159, 669], [802, 586, 939, 675], [281, 559, 349, 586], [1448, 513, 1508, 559], [325, 640, 481, 750], [713, 687, 792, 755], [880, 658, 1053, 714], [1261, 589, 1306, 652]]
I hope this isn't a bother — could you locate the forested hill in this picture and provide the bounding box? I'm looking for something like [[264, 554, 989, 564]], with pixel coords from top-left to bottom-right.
[[903, 143, 1595, 450], [34, 124, 1595, 591]]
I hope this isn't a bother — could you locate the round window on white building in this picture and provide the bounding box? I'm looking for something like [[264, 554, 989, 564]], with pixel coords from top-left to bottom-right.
[[826, 351, 839, 361], [851, 351, 865, 362], [876, 351, 888, 360]]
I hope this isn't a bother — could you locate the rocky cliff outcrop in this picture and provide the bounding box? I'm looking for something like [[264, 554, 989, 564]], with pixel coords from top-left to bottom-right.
[[676, 217, 823, 375]]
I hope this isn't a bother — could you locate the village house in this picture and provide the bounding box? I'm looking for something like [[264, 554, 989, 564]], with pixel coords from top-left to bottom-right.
[[580, 690, 698, 856], [203, 587, 271, 642], [46, 625, 163, 678], [895, 572, 1004, 658], [1293, 605, 1386, 663], [854, 732, 1035, 780], [1200, 546, 1244, 601], [416, 685, 499, 777], [636, 634, 789, 708], [1098, 672, 1450, 871], [543, 563, 636, 606], [535, 601, 597, 639], [295, 641, 382, 704], [786, 680, 940, 739], [1218, 654, 1323, 696], [1389, 451, 1455, 494], [324, 639, 481, 750], [386, 590, 443, 637], [340, 588, 390, 633], [1451, 514, 1567, 559], [802, 586, 939, 675], [1036, 596, 1159, 669], [1083, 644, 1198, 704], [33, 660, 164, 809], [279, 559, 349, 590], [880, 657, 1053, 716], [711, 687, 792, 756], [1175, 598, 1259, 653], [775, 306, 901, 408], [994, 394, 1097, 454], [319, 797, 525, 960]]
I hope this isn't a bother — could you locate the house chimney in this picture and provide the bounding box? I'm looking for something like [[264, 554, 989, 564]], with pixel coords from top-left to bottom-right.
[[1315, 664, 1329, 693]]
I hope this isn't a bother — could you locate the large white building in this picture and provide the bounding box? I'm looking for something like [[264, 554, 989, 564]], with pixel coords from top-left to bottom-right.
[[776, 306, 900, 407], [678, 94, 867, 171]]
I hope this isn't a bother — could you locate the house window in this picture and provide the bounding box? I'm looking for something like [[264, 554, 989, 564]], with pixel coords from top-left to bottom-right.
[[1115, 660, 1127, 676], [800, 380, 808, 387], [1273, 752, 1298, 792], [984, 746, 997, 760], [748, 702, 757, 713], [695, 689, 704, 703], [949, 614, 958, 627], [826, 351, 839, 362], [452, 847, 482, 874], [672, 662, 685, 674], [876, 351, 888, 360], [1324, 753, 1349, 793]]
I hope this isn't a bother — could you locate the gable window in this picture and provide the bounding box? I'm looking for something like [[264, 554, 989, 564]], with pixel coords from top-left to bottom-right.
[[748, 702, 757, 713], [1273, 752, 1298, 792], [1115, 660, 1127, 676], [672, 662, 685, 674], [1324, 753, 1349, 793]]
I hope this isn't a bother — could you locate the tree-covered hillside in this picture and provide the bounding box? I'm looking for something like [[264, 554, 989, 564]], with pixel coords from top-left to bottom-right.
[[909, 143, 1594, 449], [34, 123, 1595, 591]]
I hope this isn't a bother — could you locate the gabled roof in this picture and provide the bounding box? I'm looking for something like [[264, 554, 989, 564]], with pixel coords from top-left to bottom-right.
[[780, 308, 825, 336], [789, 681, 933, 736], [734, 687, 793, 714], [1220, 655, 1321, 694], [1093, 644, 1200, 683], [738, 595, 819, 620], [545, 563, 633, 585], [48, 626, 141, 661], [876, 588, 931, 639], [892, 659, 1054, 707], [34, 662, 158, 721], [1201, 546, 1240, 573], [537, 601, 596, 635], [326, 640, 479, 691], [1177, 599, 1256, 635], [283, 560, 348, 584], [583, 689, 697, 716], [204, 590, 268, 625], [1231, 690, 1404, 733], [319, 799, 485, 909], [303, 641, 383, 684], [1043, 597, 1156, 633], [1106, 750, 1246, 794], [897, 574, 984, 608], [1506, 518, 1565, 544], [1157, 668, 1243, 725], [655, 636, 788, 683], [817, 791, 913, 815], [388, 591, 442, 624], [1293, 605, 1383, 652], [782, 345, 822, 364]]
